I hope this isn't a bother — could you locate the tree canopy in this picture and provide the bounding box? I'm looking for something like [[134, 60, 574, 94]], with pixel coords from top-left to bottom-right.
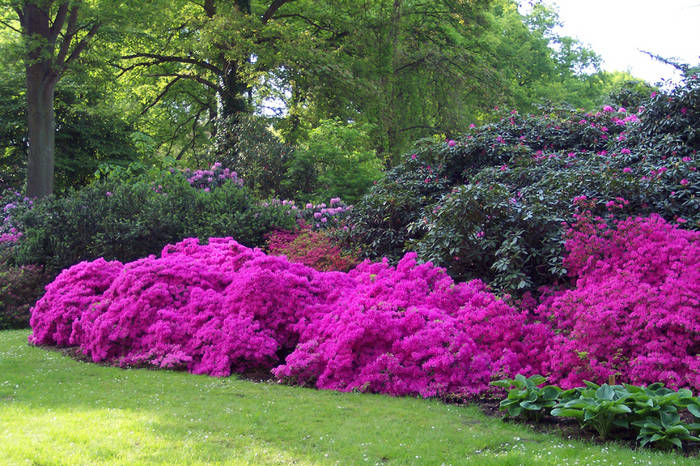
[[0, 0, 656, 196]]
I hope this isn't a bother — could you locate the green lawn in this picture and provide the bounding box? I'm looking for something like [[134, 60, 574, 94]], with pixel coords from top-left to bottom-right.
[[0, 329, 695, 465]]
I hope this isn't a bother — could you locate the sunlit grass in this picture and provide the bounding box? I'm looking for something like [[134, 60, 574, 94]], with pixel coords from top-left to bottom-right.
[[0, 329, 695, 465]]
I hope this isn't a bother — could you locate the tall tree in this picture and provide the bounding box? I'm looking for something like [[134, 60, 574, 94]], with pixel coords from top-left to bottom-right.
[[116, 0, 300, 161], [0, 1, 101, 197]]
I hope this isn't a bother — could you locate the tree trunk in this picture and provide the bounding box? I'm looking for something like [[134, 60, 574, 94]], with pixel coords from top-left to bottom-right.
[[24, 4, 59, 198]]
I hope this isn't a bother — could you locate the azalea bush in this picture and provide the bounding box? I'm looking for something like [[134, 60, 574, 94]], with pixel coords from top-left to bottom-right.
[[274, 252, 553, 397], [29, 237, 551, 395], [536, 210, 700, 391]]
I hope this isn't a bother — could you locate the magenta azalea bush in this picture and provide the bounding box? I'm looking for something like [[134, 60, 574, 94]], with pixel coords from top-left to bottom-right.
[[536, 210, 700, 391], [274, 253, 552, 397], [28, 212, 700, 396]]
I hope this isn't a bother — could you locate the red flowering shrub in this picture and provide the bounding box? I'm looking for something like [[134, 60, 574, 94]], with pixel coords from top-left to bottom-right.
[[537, 213, 700, 391], [0, 261, 49, 329], [266, 225, 360, 272]]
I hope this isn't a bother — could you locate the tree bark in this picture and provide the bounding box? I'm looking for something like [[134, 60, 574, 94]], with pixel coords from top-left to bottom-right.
[[25, 65, 57, 198], [23, 3, 59, 198]]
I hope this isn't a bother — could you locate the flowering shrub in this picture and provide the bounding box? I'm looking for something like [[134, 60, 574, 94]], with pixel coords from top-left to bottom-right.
[[261, 197, 352, 231], [536, 212, 700, 391], [350, 77, 699, 294], [29, 258, 123, 345], [266, 224, 360, 272], [0, 189, 33, 246], [274, 253, 552, 397], [30, 238, 355, 376], [180, 162, 244, 191], [29, 238, 551, 396]]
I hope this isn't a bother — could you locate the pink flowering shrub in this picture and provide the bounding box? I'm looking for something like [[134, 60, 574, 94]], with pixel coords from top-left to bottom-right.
[[30, 238, 355, 377], [273, 253, 553, 397], [536, 212, 700, 391], [29, 258, 124, 346], [29, 238, 551, 396]]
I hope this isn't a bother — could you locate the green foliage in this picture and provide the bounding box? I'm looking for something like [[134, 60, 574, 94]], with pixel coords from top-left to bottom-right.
[[12, 171, 295, 273], [551, 382, 633, 440], [349, 77, 699, 294], [283, 119, 383, 204], [552, 381, 700, 448], [491, 374, 561, 420]]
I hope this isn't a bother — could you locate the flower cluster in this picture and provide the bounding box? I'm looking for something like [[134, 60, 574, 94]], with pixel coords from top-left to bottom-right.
[[261, 197, 352, 230], [0, 190, 33, 245], [179, 162, 244, 191]]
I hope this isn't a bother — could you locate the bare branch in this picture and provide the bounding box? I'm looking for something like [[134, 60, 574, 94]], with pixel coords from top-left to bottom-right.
[[148, 72, 224, 94], [121, 53, 222, 74], [262, 0, 296, 24], [0, 18, 22, 34], [49, 2, 69, 42], [140, 76, 182, 115]]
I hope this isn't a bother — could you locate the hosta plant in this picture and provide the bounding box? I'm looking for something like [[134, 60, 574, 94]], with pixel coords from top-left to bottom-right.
[[551, 381, 632, 440], [491, 374, 561, 420]]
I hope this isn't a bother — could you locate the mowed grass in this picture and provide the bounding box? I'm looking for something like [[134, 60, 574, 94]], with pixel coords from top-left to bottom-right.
[[0, 330, 695, 466]]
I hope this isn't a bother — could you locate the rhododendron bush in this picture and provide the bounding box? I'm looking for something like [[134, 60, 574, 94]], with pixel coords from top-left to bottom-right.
[[29, 212, 700, 397]]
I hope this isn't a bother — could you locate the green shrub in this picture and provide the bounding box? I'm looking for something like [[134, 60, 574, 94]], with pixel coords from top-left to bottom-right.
[[349, 77, 699, 294], [13, 171, 296, 273]]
